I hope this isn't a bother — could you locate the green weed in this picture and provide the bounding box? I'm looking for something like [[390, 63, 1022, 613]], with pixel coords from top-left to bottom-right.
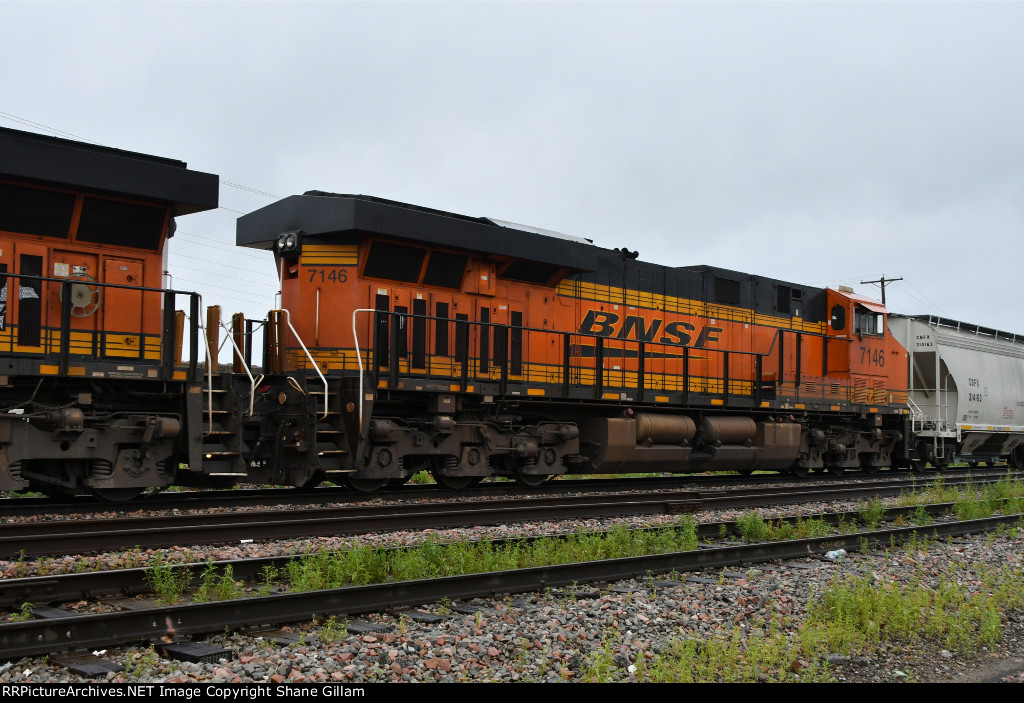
[[193, 563, 245, 602], [144, 554, 191, 605], [857, 496, 886, 529]]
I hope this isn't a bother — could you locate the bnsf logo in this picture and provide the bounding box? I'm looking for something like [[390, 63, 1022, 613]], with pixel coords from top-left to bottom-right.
[[578, 310, 724, 348]]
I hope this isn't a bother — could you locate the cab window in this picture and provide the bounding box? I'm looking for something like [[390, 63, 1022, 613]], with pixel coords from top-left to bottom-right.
[[854, 306, 884, 336]]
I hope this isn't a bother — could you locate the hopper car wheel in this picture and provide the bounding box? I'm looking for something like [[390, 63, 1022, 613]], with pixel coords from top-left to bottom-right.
[[90, 487, 144, 503], [343, 478, 386, 493], [789, 466, 810, 478], [736, 469, 755, 477], [430, 472, 485, 490], [860, 459, 879, 475], [909, 458, 927, 473], [1011, 448, 1024, 470], [825, 463, 845, 477]]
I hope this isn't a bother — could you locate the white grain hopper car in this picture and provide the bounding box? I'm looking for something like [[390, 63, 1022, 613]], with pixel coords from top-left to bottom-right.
[[889, 315, 1024, 468]]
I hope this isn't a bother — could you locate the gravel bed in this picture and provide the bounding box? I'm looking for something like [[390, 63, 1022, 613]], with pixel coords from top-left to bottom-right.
[[2, 529, 1023, 683], [1, 478, 1023, 683]]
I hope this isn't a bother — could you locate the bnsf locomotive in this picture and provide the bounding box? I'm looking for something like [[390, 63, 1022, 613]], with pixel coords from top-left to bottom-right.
[[0, 127, 1019, 499]]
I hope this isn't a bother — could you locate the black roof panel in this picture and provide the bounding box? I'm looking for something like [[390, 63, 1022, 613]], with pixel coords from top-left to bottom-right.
[[236, 192, 599, 272], [0, 127, 219, 216]]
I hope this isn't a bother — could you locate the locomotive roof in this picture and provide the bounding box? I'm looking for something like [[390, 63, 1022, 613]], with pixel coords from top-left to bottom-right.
[[236, 192, 601, 272], [0, 127, 219, 216]]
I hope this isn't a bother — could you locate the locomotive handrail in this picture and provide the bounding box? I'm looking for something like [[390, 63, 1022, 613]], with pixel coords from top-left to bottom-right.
[[0, 270, 203, 380], [352, 307, 805, 420], [277, 308, 329, 420], [352, 308, 376, 426], [195, 296, 216, 434]]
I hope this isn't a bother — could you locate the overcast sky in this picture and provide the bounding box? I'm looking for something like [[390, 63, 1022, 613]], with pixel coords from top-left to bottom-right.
[[4, 1, 1023, 344]]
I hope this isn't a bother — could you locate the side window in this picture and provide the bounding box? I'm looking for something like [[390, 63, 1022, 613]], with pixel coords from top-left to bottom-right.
[[830, 304, 846, 331]]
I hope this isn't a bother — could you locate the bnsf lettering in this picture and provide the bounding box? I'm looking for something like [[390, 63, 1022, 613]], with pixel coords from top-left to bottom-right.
[[618, 315, 662, 341], [579, 310, 720, 348], [660, 320, 695, 346], [579, 310, 620, 336]]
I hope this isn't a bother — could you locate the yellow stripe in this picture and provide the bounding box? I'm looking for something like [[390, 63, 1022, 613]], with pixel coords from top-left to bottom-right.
[[558, 279, 827, 335], [794, 403, 805, 409], [655, 395, 669, 402], [710, 399, 725, 406], [527, 388, 545, 396]]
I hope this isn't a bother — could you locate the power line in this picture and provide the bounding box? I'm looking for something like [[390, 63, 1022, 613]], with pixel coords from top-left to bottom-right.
[[174, 231, 272, 260], [220, 180, 280, 200], [0, 112, 99, 143]]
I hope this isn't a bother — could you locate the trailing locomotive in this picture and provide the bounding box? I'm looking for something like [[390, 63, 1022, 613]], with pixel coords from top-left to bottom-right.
[[0, 126, 1019, 499], [235, 192, 913, 489]]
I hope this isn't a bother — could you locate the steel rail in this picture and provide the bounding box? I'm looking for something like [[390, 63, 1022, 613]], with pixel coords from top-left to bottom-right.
[[0, 513, 1018, 659], [0, 467, 1002, 518], [0, 500, 977, 608], [1, 474, 1017, 558]]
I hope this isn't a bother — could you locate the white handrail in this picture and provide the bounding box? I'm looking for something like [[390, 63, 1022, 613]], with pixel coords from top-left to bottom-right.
[[277, 308, 329, 420], [218, 320, 260, 417]]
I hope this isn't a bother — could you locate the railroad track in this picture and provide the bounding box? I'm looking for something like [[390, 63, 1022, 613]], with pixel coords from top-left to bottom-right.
[[0, 466, 991, 519], [0, 506, 1018, 659], [1, 471, 1017, 558]]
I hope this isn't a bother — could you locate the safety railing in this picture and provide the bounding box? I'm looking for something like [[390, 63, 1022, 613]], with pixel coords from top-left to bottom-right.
[[0, 271, 203, 381], [348, 309, 875, 420]]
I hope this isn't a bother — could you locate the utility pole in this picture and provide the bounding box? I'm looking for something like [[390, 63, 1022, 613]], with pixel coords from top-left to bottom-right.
[[860, 275, 903, 305]]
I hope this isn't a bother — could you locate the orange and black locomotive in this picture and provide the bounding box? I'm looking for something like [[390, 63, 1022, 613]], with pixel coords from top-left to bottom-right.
[[236, 192, 911, 490], [0, 127, 923, 499]]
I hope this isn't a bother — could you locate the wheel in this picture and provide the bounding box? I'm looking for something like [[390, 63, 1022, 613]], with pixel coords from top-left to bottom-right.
[[736, 469, 755, 477], [512, 468, 551, 488], [789, 465, 810, 478], [89, 487, 144, 502], [343, 478, 386, 493], [386, 477, 411, 489], [825, 463, 845, 477], [430, 472, 484, 490], [860, 456, 879, 475]]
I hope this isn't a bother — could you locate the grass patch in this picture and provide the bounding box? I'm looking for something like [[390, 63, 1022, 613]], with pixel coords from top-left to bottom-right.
[[582, 557, 1024, 682], [732, 512, 833, 543], [283, 517, 699, 591], [643, 628, 835, 683], [192, 563, 246, 603], [802, 565, 1024, 655]]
